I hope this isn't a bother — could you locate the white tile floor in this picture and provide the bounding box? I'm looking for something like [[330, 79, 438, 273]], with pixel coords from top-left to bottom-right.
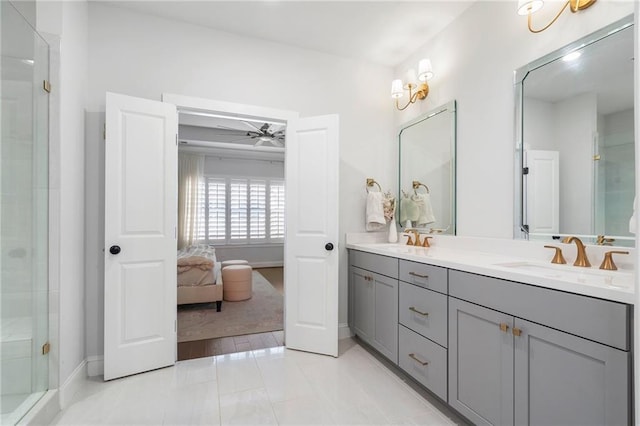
[[52, 340, 458, 425]]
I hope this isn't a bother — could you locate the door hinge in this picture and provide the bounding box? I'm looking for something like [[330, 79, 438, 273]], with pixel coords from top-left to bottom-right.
[[42, 342, 50, 355], [43, 80, 51, 93], [523, 167, 529, 175]]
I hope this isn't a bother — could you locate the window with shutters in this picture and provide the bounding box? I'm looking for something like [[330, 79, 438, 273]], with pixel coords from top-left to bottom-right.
[[197, 176, 284, 245]]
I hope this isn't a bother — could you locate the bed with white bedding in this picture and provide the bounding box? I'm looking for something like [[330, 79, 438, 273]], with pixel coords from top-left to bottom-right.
[[177, 245, 223, 311]]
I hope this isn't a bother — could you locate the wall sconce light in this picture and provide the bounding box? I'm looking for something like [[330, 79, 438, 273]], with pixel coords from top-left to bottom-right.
[[391, 59, 433, 111], [517, 0, 596, 33]]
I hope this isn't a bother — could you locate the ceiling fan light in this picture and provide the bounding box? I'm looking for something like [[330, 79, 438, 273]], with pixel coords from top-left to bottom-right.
[[517, 0, 544, 15]]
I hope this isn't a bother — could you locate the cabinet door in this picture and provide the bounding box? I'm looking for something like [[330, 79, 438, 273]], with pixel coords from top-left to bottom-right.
[[514, 318, 630, 426], [449, 298, 514, 426], [371, 272, 398, 363], [351, 266, 374, 342]]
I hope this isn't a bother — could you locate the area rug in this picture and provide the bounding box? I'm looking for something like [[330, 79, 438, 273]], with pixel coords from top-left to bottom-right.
[[177, 271, 283, 343]]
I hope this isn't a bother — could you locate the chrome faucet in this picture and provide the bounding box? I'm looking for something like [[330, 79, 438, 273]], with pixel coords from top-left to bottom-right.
[[561, 236, 591, 267]]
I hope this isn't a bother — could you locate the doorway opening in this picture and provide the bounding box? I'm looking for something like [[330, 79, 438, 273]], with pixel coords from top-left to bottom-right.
[[174, 110, 286, 360]]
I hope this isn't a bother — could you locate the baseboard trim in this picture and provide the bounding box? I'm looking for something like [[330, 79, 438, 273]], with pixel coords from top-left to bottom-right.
[[87, 355, 104, 377], [338, 323, 352, 340], [59, 359, 87, 409]]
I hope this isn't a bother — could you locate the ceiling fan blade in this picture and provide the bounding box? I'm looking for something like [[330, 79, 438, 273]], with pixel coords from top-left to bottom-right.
[[240, 121, 262, 132], [215, 125, 248, 132], [254, 139, 265, 147], [270, 138, 284, 147], [224, 136, 255, 143]]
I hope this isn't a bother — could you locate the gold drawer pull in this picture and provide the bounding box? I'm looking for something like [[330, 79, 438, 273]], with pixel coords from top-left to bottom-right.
[[408, 353, 429, 366], [409, 306, 429, 317], [409, 271, 429, 279], [499, 323, 509, 333]]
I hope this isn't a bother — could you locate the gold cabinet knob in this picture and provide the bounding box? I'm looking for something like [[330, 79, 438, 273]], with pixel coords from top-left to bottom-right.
[[499, 323, 509, 333], [544, 245, 567, 264], [599, 250, 629, 271]]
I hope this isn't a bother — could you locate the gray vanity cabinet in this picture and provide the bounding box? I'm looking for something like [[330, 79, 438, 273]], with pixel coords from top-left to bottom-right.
[[448, 297, 514, 426], [351, 266, 374, 342], [513, 318, 630, 426], [449, 270, 631, 426], [349, 251, 399, 364]]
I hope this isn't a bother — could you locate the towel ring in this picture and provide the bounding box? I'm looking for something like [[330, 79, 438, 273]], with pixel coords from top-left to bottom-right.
[[366, 178, 382, 193], [412, 180, 430, 194]]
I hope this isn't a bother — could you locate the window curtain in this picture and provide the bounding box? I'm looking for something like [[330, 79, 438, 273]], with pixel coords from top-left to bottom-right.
[[177, 153, 205, 249]]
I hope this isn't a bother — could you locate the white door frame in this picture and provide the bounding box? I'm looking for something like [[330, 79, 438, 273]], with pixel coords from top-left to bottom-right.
[[162, 93, 300, 344]]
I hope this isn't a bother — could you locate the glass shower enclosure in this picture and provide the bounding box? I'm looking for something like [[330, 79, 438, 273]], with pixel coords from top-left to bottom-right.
[[1, 2, 50, 424]]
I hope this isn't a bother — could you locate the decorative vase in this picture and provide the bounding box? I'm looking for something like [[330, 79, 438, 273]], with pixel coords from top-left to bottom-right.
[[388, 220, 398, 243]]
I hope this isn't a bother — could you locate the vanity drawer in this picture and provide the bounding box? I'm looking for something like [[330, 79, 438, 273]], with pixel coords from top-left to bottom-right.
[[399, 260, 447, 294], [399, 325, 447, 402], [399, 282, 447, 347], [350, 250, 398, 279], [449, 270, 631, 351]]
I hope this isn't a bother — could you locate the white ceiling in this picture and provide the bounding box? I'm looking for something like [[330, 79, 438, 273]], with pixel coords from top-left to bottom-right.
[[99, 0, 476, 67]]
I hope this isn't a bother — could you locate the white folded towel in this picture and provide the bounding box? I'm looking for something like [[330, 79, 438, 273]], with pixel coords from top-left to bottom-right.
[[412, 193, 436, 226], [366, 191, 386, 231]]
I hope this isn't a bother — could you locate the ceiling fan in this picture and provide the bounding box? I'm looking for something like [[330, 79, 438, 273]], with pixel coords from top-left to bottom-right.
[[241, 121, 285, 147]]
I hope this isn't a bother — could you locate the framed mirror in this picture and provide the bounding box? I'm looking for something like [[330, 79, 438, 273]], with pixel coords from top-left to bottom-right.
[[514, 16, 634, 247], [398, 100, 456, 234]]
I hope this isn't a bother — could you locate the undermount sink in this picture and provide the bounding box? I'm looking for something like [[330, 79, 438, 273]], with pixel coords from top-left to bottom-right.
[[493, 261, 633, 288]]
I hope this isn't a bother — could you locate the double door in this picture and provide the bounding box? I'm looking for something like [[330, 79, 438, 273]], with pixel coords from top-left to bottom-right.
[[448, 297, 629, 426]]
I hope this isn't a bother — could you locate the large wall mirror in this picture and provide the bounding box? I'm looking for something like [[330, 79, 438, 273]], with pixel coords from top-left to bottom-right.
[[398, 100, 456, 234], [514, 16, 634, 247]]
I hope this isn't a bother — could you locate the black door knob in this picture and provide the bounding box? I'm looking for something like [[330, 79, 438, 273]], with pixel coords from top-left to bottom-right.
[[109, 245, 121, 255], [325, 243, 334, 251]]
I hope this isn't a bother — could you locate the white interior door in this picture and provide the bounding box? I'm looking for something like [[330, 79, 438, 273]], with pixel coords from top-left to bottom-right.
[[104, 92, 178, 380], [285, 114, 339, 357], [525, 150, 560, 234]]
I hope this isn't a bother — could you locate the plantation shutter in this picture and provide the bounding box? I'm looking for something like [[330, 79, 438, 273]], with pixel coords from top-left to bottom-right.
[[207, 177, 226, 241], [270, 181, 285, 239], [230, 179, 248, 240]]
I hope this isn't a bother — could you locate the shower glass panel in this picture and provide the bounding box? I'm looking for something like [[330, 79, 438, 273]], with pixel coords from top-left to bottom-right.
[[1, 2, 50, 424]]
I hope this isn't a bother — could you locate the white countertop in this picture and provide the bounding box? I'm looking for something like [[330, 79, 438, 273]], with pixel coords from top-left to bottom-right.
[[346, 239, 636, 305]]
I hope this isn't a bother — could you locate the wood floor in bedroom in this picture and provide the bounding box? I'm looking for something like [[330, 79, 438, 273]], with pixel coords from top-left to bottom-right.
[[178, 330, 284, 361], [178, 267, 285, 361]]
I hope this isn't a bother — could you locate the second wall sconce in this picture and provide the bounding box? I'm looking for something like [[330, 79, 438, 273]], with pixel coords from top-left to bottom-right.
[[517, 0, 596, 33], [391, 58, 433, 111]]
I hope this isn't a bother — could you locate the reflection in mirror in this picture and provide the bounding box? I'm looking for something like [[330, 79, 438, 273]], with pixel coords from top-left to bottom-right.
[[515, 16, 634, 247], [398, 101, 456, 234]]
